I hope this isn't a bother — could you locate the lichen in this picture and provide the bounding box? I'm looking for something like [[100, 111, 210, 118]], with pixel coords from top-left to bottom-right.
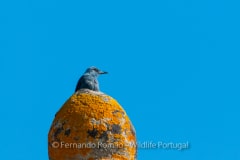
[[48, 89, 137, 160]]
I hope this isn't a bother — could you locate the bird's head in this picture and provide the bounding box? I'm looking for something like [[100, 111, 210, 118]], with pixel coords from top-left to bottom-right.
[[85, 66, 108, 77]]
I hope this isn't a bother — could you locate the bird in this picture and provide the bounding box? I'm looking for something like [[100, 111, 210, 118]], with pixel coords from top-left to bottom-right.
[[75, 66, 108, 92]]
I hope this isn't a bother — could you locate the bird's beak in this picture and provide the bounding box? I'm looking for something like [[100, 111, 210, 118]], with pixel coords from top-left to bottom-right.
[[99, 71, 108, 74]]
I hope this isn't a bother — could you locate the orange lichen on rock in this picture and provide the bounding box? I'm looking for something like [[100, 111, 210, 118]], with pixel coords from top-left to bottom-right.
[[48, 89, 137, 160]]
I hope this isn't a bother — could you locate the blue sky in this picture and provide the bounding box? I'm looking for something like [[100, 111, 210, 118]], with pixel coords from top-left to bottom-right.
[[0, 0, 240, 159]]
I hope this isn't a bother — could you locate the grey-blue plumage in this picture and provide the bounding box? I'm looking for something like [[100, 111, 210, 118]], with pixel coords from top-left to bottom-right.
[[75, 67, 107, 92]]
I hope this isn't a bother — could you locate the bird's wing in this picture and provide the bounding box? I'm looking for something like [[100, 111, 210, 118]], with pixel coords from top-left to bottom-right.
[[75, 75, 95, 92], [75, 76, 84, 92]]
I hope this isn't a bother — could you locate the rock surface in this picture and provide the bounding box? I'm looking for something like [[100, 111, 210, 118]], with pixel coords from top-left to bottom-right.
[[48, 89, 137, 160]]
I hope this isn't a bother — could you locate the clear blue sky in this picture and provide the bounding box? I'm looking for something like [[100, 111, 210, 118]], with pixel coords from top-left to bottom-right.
[[0, 0, 240, 159]]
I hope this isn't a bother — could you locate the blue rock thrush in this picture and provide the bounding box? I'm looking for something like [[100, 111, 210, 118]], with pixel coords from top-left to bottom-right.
[[75, 66, 108, 92]]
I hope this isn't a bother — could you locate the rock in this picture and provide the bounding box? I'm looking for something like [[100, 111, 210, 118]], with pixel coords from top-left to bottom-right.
[[48, 89, 137, 160]]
